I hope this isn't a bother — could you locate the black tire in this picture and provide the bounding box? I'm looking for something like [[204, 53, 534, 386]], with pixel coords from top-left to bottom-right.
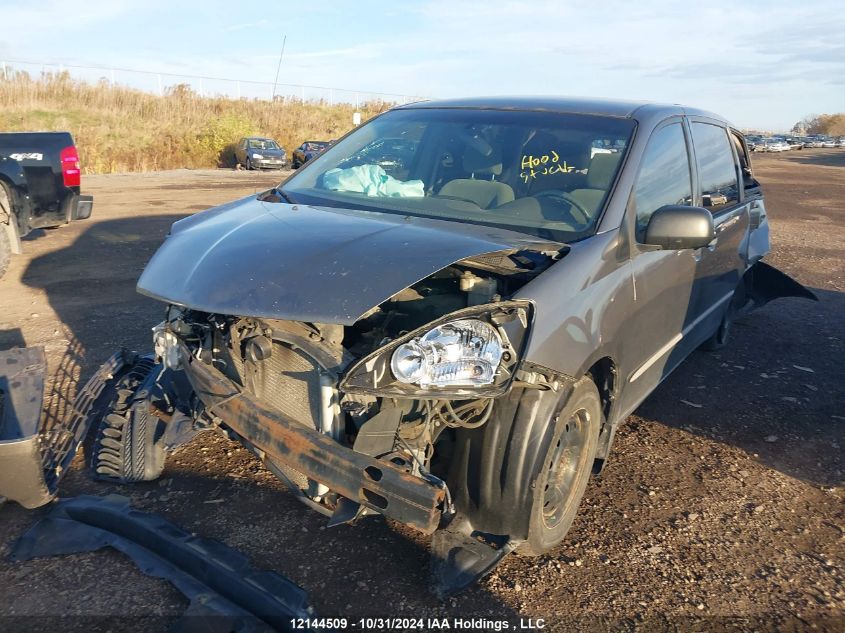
[[292, 159, 300, 169], [92, 356, 167, 483], [519, 376, 601, 556], [701, 308, 732, 351], [246, 157, 254, 171], [702, 284, 747, 351]]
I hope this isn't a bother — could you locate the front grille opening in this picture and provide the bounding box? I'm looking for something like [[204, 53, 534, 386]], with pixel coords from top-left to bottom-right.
[[240, 341, 324, 429]]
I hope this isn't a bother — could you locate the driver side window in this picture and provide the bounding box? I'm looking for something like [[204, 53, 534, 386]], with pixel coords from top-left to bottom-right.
[[633, 123, 693, 242]]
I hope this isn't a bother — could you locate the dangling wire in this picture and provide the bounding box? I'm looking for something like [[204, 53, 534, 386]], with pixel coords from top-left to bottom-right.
[[428, 398, 494, 429]]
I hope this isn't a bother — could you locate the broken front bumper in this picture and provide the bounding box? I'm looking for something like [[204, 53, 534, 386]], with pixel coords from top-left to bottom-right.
[[179, 346, 448, 533], [0, 349, 126, 508]]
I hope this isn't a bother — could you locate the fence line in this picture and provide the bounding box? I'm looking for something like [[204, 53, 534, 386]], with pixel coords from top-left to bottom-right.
[[0, 58, 426, 107]]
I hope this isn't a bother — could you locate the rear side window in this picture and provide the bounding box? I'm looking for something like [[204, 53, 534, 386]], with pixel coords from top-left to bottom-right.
[[633, 122, 692, 241], [691, 123, 739, 211], [730, 130, 760, 191]]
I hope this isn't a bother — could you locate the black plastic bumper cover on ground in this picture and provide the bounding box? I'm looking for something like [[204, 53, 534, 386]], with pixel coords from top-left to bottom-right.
[[10, 494, 312, 632], [0, 349, 127, 508]]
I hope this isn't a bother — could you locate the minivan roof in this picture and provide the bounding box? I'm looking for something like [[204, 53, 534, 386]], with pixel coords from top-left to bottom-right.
[[396, 96, 729, 125]]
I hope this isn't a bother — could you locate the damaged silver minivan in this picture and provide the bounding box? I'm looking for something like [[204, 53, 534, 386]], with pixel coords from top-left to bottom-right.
[[90, 98, 816, 594]]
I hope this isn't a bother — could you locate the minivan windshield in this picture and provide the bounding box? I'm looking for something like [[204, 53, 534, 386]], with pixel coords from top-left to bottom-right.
[[282, 108, 635, 242]]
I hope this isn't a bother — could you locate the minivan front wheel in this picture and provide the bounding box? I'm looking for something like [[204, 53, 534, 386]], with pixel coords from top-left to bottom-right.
[[520, 376, 601, 556]]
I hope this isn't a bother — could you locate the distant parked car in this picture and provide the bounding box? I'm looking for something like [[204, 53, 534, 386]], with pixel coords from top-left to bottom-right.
[[754, 139, 783, 152], [837, 138, 845, 148], [821, 139, 837, 148], [291, 141, 329, 169], [235, 137, 287, 170], [744, 136, 763, 151], [807, 138, 824, 148]]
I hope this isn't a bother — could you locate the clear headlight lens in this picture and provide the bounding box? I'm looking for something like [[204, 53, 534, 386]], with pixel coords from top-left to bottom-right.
[[153, 323, 181, 370], [251, 153, 264, 159], [390, 318, 503, 387]]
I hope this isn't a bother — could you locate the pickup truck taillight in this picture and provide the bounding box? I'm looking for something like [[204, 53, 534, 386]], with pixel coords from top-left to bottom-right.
[[60, 146, 81, 187]]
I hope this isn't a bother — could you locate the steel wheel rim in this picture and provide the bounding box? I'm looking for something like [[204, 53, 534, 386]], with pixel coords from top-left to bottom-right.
[[542, 408, 590, 530]]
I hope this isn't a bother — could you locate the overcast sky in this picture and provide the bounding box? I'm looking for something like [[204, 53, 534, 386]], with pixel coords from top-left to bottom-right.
[[0, 0, 842, 130]]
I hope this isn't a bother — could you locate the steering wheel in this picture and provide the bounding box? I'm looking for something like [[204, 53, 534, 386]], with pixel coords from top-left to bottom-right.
[[533, 190, 591, 225]]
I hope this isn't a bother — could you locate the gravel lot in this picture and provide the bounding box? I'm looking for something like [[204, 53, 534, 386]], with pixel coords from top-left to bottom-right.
[[0, 151, 843, 631]]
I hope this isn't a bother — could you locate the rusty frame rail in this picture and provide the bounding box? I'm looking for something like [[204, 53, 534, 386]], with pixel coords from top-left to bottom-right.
[[180, 347, 446, 534]]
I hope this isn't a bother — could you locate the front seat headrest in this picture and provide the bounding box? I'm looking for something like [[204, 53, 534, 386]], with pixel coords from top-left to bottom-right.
[[586, 152, 622, 189], [463, 145, 503, 176]]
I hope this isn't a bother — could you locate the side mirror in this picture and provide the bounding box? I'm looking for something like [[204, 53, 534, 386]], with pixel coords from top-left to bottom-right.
[[644, 205, 715, 250]]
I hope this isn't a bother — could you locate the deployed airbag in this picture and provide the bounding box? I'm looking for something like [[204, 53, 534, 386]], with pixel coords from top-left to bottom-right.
[[321, 165, 424, 198]]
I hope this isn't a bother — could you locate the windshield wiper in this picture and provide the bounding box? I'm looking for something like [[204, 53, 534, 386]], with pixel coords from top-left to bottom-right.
[[276, 189, 296, 204], [258, 188, 297, 204]]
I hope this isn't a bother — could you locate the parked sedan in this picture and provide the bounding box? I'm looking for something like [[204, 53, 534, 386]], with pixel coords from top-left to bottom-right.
[[291, 141, 329, 168], [235, 137, 287, 170], [94, 97, 816, 596], [768, 140, 790, 152]]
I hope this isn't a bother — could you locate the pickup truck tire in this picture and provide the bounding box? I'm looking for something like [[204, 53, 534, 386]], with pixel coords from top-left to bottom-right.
[[518, 376, 601, 557], [92, 356, 167, 483], [0, 182, 13, 279], [0, 225, 10, 280]]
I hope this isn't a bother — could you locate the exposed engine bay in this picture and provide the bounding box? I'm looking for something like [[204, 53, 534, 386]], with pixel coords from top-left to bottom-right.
[[148, 253, 553, 522]]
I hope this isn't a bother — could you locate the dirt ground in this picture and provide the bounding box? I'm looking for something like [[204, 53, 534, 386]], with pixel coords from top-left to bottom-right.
[[0, 152, 842, 632]]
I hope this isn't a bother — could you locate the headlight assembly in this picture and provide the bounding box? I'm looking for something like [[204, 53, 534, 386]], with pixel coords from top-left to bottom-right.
[[251, 153, 264, 159], [390, 319, 503, 387], [341, 301, 532, 398]]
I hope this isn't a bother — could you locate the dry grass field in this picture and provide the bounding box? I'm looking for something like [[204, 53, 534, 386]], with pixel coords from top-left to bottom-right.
[[0, 72, 388, 173]]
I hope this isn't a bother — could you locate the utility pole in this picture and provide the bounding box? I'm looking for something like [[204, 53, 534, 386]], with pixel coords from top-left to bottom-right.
[[272, 35, 287, 101]]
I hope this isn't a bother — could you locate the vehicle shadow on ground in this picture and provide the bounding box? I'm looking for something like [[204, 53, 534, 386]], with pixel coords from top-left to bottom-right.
[[0, 327, 27, 351], [781, 151, 845, 168], [20, 214, 187, 433], [636, 287, 843, 488]]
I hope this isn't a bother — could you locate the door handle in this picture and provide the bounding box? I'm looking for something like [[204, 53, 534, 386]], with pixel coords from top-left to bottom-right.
[[716, 215, 740, 233]]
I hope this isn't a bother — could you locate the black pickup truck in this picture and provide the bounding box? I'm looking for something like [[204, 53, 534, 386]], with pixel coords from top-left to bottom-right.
[[0, 132, 93, 279]]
